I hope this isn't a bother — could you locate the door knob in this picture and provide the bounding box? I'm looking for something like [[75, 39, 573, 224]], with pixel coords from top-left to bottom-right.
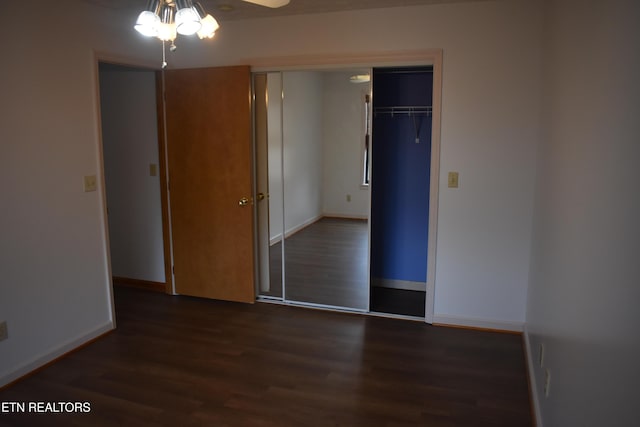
[[257, 192, 265, 201], [238, 197, 250, 206]]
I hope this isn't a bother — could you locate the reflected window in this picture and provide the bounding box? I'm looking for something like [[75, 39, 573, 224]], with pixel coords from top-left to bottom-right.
[[362, 94, 371, 186]]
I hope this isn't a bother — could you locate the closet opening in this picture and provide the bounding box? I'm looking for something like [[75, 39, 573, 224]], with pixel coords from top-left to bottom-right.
[[369, 66, 434, 318]]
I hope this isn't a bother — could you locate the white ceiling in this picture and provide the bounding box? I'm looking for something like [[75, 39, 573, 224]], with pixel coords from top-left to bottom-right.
[[83, 0, 491, 21]]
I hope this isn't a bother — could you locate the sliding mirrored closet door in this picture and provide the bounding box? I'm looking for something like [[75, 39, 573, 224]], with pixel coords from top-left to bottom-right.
[[254, 70, 371, 312]]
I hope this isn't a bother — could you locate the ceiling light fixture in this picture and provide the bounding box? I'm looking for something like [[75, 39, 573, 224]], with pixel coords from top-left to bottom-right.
[[134, 0, 219, 68]]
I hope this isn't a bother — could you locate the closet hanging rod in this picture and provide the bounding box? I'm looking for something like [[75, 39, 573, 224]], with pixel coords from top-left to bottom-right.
[[374, 106, 432, 117], [374, 70, 433, 74]]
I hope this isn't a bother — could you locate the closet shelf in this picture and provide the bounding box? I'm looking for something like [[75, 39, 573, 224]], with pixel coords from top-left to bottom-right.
[[374, 106, 432, 117]]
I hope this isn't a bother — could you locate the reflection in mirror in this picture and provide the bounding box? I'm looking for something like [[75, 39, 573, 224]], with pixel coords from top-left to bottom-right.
[[281, 70, 371, 310], [256, 69, 371, 311]]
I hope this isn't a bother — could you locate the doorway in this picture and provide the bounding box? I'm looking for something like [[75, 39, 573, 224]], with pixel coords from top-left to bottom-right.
[[98, 62, 170, 293], [369, 66, 434, 318]]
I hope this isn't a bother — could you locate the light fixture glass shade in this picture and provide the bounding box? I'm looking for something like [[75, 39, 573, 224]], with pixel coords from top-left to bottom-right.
[[135, 11, 160, 37], [176, 0, 201, 35], [157, 23, 177, 41], [157, 4, 177, 41], [197, 14, 219, 39]]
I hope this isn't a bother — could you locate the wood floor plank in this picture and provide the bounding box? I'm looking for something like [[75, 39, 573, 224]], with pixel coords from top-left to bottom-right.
[[0, 287, 531, 426]]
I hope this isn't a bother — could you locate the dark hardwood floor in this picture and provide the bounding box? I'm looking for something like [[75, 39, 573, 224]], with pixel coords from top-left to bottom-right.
[[263, 217, 369, 310], [0, 287, 532, 426]]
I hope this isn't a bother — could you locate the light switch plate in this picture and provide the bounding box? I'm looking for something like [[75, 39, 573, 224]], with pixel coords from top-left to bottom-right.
[[150, 163, 158, 177], [83, 175, 97, 192], [448, 172, 459, 188]]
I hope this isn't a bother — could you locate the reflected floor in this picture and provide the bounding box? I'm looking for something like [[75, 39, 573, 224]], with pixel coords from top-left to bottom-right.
[[260, 217, 368, 310]]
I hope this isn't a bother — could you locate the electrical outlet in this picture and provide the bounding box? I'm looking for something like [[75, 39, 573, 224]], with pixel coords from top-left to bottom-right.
[[0, 321, 8, 341], [544, 369, 551, 397], [346, 194, 352, 202], [539, 343, 545, 367]]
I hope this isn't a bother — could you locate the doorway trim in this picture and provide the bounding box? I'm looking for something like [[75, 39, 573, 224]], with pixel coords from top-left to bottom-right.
[[251, 49, 442, 324]]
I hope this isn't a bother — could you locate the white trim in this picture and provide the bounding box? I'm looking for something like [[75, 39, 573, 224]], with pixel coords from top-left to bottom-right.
[[433, 315, 524, 332], [269, 214, 323, 245], [372, 278, 426, 292], [91, 51, 117, 325], [322, 213, 368, 220], [424, 49, 442, 325], [260, 298, 368, 314], [159, 71, 178, 295], [524, 325, 544, 427], [0, 322, 114, 388], [250, 49, 440, 72]]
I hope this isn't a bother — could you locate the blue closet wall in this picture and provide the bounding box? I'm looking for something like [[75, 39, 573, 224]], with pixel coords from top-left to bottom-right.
[[370, 67, 433, 283]]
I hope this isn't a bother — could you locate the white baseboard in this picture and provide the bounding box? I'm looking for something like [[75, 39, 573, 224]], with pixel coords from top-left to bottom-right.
[[269, 214, 367, 245], [269, 214, 323, 246], [269, 233, 283, 246], [322, 213, 368, 220], [432, 314, 524, 332], [0, 321, 114, 388], [523, 325, 543, 427]]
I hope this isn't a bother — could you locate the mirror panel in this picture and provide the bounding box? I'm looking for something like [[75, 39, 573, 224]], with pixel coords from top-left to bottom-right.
[[256, 69, 371, 311]]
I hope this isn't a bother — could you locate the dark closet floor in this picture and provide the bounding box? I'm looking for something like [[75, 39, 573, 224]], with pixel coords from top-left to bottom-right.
[[370, 287, 426, 317]]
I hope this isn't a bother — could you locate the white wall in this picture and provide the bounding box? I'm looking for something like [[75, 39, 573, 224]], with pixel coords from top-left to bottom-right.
[[525, 0, 640, 425], [99, 66, 165, 283], [322, 72, 370, 218], [282, 72, 325, 234]]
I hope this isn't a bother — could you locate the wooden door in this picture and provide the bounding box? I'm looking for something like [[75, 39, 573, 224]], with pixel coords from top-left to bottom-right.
[[164, 66, 254, 303]]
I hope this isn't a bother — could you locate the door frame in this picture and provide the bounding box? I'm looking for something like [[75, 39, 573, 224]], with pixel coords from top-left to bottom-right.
[[251, 49, 442, 323]]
